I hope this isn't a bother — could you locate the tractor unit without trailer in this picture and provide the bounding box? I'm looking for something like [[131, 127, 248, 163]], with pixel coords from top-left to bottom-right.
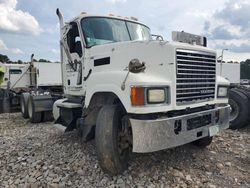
[[54, 9, 230, 175], [0, 56, 63, 123]]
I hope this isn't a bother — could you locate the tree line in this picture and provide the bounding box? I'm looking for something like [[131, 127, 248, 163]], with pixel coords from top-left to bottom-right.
[[0, 54, 52, 64], [240, 59, 250, 79]]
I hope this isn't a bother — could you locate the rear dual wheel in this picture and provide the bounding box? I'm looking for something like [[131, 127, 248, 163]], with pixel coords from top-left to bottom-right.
[[28, 95, 42, 123], [95, 105, 132, 175], [20, 93, 30, 118], [23, 94, 54, 123]]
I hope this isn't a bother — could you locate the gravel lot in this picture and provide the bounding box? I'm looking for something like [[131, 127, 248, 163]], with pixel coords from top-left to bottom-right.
[[0, 113, 249, 188]]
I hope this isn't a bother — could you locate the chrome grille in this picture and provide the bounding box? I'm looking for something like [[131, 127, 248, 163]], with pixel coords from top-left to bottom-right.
[[176, 49, 216, 105]]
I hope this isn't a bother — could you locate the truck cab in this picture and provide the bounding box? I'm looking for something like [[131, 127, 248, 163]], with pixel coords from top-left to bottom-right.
[[55, 9, 230, 175], [0, 63, 30, 89], [0, 63, 31, 113]]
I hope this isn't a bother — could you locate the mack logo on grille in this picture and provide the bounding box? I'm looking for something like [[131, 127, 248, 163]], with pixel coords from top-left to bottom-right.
[[200, 89, 214, 94]]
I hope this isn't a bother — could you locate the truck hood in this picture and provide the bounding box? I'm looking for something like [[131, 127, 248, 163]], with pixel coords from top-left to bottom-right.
[[87, 40, 216, 83]]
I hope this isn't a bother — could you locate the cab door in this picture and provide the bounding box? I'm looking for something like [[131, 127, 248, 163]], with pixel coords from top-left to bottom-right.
[[62, 21, 85, 95]]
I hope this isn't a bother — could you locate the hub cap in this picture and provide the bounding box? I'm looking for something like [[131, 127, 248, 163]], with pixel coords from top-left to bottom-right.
[[117, 116, 132, 158]]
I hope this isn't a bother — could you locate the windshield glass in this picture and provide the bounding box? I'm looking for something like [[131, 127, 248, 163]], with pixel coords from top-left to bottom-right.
[[126, 22, 151, 41], [81, 17, 151, 47]]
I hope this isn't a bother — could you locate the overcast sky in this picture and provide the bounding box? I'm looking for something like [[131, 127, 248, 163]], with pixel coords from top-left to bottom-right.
[[0, 0, 249, 62]]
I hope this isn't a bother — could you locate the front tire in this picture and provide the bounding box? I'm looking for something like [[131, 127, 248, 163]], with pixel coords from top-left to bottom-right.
[[28, 95, 42, 123], [95, 105, 131, 175]]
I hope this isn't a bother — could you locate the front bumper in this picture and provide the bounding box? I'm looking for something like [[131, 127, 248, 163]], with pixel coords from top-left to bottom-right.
[[130, 105, 230, 153]]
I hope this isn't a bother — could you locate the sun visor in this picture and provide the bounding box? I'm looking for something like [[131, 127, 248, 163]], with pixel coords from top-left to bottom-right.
[[172, 31, 207, 47]]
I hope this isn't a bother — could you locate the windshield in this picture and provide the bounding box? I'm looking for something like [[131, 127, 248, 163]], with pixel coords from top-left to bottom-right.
[[81, 17, 151, 47]]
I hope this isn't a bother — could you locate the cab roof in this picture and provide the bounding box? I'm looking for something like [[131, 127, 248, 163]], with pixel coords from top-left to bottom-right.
[[68, 13, 148, 28]]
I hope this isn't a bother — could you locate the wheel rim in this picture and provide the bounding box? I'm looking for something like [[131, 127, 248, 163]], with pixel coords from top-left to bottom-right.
[[117, 116, 132, 159], [28, 99, 33, 118], [229, 99, 239, 122]]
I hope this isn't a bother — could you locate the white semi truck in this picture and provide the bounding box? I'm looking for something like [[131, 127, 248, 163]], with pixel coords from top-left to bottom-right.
[[0, 56, 63, 123], [54, 9, 230, 174]]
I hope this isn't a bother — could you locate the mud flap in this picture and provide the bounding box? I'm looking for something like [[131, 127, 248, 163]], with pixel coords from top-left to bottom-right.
[[32, 94, 54, 112]]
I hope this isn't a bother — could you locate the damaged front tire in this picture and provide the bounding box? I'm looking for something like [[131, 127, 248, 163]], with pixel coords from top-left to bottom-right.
[[95, 105, 132, 175]]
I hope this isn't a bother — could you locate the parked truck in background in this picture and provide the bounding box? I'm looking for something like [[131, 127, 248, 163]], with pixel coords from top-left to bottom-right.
[[53, 9, 231, 175], [217, 62, 240, 84], [0, 55, 63, 123], [218, 61, 250, 129]]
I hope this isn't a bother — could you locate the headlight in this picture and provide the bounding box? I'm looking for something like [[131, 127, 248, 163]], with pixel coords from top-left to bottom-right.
[[147, 88, 165, 103], [131, 86, 169, 106], [217, 86, 228, 98]]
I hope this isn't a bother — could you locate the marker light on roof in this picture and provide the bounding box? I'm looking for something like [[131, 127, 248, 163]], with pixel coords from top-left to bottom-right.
[[130, 16, 138, 21]]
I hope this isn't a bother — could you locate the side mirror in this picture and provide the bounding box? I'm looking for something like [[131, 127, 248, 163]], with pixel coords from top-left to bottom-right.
[[129, 59, 146, 73], [121, 59, 146, 90]]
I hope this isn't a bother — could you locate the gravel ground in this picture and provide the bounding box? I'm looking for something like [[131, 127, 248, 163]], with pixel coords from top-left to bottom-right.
[[0, 113, 249, 188]]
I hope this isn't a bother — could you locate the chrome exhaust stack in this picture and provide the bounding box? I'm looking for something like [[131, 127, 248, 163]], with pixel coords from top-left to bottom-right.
[[56, 8, 64, 37]]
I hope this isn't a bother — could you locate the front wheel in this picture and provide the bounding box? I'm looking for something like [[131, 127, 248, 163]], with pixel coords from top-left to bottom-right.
[[95, 105, 132, 175]]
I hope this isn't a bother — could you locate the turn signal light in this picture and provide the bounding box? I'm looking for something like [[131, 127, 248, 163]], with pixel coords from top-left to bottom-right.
[[131, 87, 145, 106]]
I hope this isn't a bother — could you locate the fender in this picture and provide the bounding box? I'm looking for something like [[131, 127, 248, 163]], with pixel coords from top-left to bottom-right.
[[85, 83, 130, 110], [32, 94, 54, 112], [84, 71, 173, 114]]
